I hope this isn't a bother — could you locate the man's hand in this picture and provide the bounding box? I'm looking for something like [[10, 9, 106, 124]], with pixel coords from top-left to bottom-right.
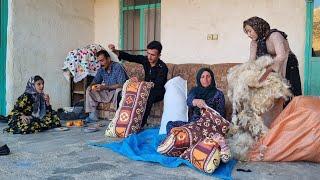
[[108, 44, 119, 56], [108, 44, 115, 51], [92, 84, 108, 91], [99, 84, 108, 91], [91, 84, 100, 91]]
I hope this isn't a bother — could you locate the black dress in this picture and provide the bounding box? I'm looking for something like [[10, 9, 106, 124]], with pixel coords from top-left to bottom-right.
[[257, 29, 302, 96]]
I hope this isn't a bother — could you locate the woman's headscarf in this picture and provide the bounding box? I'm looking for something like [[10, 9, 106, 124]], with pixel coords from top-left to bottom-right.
[[243, 16, 270, 40], [190, 68, 217, 100], [243, 16, 288, 58], [24, 76, 46, 119], [243, 16, 271, 57]]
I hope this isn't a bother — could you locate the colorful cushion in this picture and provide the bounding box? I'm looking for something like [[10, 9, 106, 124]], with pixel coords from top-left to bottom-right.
[[180, 133, 231, 174], [200, 107, 230, 136], [180, 137, 221, 174], [157, 107, 230, 156], [157, 127, 192, 156], [105, 79, 154, 138], [211, 133, 231, 163]]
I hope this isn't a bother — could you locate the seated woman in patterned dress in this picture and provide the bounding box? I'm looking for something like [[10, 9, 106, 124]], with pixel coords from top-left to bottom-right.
[[166, 68, 226, 133], [5, 75, 61, 134]]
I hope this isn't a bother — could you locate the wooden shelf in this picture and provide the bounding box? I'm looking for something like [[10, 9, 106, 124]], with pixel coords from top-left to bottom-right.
[[73, 91, 85, 95], [70, 76, 93, 106]]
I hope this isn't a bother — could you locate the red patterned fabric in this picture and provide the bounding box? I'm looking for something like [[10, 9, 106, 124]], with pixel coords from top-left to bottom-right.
[[181, 137, 221, 173], [105, 80, 153, 138], [157, 107, 230, 157], [180, 133, 231, 173]]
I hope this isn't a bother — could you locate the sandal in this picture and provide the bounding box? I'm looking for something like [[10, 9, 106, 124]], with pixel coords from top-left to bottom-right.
[[53, 127, 70, 131], [83, 127, 99, 133]]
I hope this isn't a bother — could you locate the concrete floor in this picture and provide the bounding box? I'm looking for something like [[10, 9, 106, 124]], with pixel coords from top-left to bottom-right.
[[0, 121, 319, 180]]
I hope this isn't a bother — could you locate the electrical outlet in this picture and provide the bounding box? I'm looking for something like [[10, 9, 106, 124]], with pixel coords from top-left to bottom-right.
[[207, 34, 218, 40]]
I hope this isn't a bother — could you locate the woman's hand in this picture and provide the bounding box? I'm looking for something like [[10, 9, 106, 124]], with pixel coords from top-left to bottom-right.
[[192, 99, 207, 109], [44, 94, 50, 105], [259, 67, 274, 83], [21, 115, 32, 124], [130, 77, 139, 82]]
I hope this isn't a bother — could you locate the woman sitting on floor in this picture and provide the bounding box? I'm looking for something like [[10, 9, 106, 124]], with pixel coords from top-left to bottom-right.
[[5, 75, 61, 134], [166, 68, 226, 133]]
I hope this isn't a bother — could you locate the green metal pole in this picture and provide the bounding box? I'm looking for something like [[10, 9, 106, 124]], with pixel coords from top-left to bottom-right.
[[0, 0, 8, 114], [119, 0, 124, 49], [304, 0, 313, 95], [139, 9, 145, 54]]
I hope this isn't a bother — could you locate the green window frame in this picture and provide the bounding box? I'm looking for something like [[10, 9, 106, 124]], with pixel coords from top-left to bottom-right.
[[0, 0, 8, 114], [119, 0, 161, 52], [304, 0, 320, 95]]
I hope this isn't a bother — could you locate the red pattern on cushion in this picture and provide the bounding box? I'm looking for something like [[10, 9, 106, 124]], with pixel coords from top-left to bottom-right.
[[181, 137, 221, 173], [157, 107, 230, 157], [180, 133, 231, 173], [105, 80, 154, 138]]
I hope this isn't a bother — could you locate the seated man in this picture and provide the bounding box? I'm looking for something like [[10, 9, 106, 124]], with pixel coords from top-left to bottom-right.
[[108, 41, 168, 127], [85, 50, 128, 122]]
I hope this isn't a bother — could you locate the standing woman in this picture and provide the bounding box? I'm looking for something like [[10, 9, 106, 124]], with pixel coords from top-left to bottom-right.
[[243, 16, 302, 97], [5, 76, 61, 134]]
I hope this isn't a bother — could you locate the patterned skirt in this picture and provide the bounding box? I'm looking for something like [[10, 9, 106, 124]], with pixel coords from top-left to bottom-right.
[[5, 113, 61, 134]]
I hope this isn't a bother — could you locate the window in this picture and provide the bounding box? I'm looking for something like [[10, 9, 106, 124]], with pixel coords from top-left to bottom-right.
[[120, 0, 161, 54]]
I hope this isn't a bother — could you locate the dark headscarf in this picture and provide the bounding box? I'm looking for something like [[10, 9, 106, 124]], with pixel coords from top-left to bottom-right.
[[190, 68, 217, 100], [24, 76, 46, 119], [243, 16, 288, 57]]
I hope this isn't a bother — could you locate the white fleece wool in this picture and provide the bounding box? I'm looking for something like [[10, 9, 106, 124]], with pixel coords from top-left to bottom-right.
[[226, 55, 292, 160]]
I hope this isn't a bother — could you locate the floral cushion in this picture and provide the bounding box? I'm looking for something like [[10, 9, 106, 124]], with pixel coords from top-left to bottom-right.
[[105, 79, 154, 138], [157, 107, 230, 156]]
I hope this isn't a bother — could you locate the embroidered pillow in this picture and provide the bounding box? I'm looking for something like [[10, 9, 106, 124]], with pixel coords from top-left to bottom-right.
[[105, 79, 154, 138], [180, 137, 221, 174], [200, 107, 230, 137], [157, 127, 192, 156], [157, 107, 230, 156], [180, 133, 231, 173], [210, 133, 231, 163]]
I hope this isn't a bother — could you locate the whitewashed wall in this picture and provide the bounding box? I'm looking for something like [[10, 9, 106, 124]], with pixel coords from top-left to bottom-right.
[[94, 0, 306, 85], [94, 0, 120, 48], [6, 0, 95, 112], [161, 0, 305, 84]]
